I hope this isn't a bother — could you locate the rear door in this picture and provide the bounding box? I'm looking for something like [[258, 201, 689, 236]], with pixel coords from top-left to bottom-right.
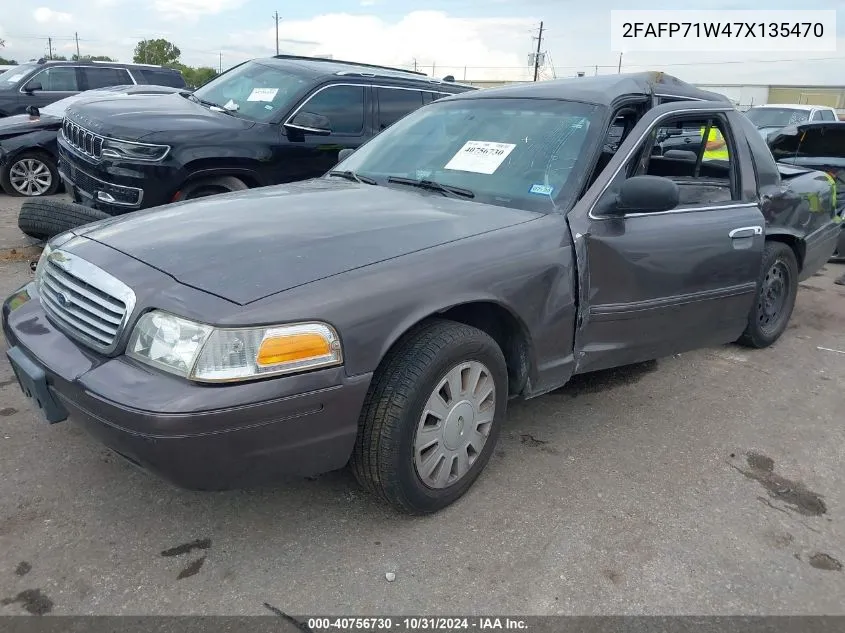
[[567, 102, 766, 374], [375, 86, 424, 132], [79, 66, 134, 90]]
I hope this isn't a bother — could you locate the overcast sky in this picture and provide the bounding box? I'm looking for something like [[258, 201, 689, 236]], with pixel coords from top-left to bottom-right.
[[1, 0, 844, 84]]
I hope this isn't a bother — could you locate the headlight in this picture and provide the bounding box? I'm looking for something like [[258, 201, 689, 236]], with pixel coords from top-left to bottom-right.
[[126, 310, 343, 383], [33, 243, 53, 294], [101, 138, 170, 162]]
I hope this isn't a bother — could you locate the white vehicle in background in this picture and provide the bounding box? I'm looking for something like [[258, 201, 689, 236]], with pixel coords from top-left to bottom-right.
[[745, 103, 839, 140]]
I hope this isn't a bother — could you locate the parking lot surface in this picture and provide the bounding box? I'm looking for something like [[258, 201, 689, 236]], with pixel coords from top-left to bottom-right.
[[0, 192, 843, 616]]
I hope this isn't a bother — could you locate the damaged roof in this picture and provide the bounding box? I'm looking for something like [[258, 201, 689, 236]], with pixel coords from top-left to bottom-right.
[[456, 72, 732, 106]]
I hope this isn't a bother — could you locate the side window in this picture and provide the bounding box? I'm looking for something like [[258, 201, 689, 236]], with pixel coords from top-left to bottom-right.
[[32, 67, 79, 91], [136, 68, 187, 88], [604, 114, 739, 209], [299, 85, 365, 135], [820, 109, 837, 121], [376, 88, 423, 130], [82, 67, 132, 90], [810, 110, 821, 121]]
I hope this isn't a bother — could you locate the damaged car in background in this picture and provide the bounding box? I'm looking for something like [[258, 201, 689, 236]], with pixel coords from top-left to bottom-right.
[[2, 72, 840, 514], [767, 120, 845, 262]]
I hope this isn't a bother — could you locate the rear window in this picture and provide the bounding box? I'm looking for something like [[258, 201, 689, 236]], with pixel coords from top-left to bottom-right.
[[133, 68, 186, 88], [0, 64, 37, 85]]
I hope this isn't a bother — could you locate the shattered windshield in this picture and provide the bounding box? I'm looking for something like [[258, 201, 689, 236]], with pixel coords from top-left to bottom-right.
[[191, 60, 308, 122], [333, 97, 602, 213], [746, 107, 810, 128]]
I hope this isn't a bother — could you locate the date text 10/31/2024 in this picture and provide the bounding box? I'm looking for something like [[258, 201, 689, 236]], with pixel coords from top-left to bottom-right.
[[307, 617, 529, 631]]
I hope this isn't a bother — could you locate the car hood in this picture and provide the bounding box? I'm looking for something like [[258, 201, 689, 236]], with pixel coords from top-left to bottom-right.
[[0, 113, 60, 140], [63, 92, 255, 141], [74, 179, 542, 305]]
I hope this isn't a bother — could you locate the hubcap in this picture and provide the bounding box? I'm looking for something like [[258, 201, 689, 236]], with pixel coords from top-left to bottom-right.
[[9, 158, 52, 196], [758, 260, 790, 333], [413, 360, 496, 489]]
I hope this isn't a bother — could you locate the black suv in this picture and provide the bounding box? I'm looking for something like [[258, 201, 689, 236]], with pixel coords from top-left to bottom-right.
[[56, 55, 476, 213], [0, 60, 186, 117]]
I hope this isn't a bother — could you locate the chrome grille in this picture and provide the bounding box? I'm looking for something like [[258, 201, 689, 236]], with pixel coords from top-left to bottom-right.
[[38, 250, 136, 353], [62, 118, 104, 159]]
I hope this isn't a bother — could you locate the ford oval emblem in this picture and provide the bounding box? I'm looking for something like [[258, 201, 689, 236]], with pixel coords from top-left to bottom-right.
[[55, 292, 71, 308]]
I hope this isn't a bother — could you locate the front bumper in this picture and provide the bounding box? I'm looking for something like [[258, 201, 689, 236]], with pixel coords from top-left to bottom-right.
[[57, 142, 181, 214], [2, 282, 372, 490]]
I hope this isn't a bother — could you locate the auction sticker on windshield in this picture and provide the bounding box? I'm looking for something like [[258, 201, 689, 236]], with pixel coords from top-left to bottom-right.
[[444, 141, 516, 174], [247, 87, 279, 102]]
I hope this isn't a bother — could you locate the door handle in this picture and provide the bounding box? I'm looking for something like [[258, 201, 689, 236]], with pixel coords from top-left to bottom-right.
[[729, 226, 763, 239]]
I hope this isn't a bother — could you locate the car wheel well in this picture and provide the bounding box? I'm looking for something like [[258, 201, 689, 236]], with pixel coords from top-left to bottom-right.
[[178, 172, 258, 191], [766, 234, 804, 272], [396, 302, 533, 397]]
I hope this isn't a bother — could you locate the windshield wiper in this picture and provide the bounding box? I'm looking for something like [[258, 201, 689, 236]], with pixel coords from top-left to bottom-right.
[[328, 170, 377, 185], [386, 176, 474, 199], [186, 93, 239, 116]]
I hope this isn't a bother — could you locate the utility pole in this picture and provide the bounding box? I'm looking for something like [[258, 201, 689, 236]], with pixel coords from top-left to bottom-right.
[[533, 21, 544, 82], [273, 11, 280, 55], [74, 32, 80, 60], [219, 52, 222, 73], [412, 58, 417, 72], [617, 52, 622, 74], [47, 37, 53, 60]]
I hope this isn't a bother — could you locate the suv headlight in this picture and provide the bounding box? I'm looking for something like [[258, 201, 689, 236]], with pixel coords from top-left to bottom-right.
[[126, 310, 343, 383], [33, 243, 53, 294], [101, 138, 170, 162]]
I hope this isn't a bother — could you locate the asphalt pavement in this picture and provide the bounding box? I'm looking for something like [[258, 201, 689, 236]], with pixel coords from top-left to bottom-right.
[[0, 194, 842, 616]]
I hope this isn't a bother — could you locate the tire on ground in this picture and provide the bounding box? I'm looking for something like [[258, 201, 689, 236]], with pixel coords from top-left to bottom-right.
[[736, 240, 800, 349], [1, 150, 60, 198], [179, 176, 249, 200], [18, 198, 111, 240], [350, 318, 508, 514]]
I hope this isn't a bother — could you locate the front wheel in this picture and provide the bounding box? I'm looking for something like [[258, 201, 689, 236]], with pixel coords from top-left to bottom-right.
[[177, 176, 249, 201], [350, 319, 508, 514], [1, 152, 59, 197], [736, 241, 799, 348]]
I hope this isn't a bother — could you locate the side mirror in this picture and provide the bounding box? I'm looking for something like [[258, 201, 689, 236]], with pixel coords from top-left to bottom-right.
[[337, 148, 354, 163], [614, 175, 679, 214], [25, 105, 40, 117], [23, 81, 42, 94], [285, 111, 332, 135]]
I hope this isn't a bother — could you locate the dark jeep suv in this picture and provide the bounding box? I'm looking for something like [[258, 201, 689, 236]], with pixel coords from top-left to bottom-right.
[[56, 55, 476, 213], [0, 60, 186, 117]]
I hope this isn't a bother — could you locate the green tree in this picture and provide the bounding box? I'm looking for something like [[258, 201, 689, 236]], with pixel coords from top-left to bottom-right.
[[0, 57, 17, 65], [50, 54, 68, 61], [73, 54, 116, 61], [133, 39, 180, 66], [181, 65, 217, 89]]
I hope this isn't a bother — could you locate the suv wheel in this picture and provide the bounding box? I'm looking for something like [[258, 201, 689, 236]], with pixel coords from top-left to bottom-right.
[[178, 176, 249, 201], [350, 319, 508, 514]]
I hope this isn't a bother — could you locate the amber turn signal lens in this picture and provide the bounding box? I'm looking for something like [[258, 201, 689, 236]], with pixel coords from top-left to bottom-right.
[[256, 332, 332, 366]]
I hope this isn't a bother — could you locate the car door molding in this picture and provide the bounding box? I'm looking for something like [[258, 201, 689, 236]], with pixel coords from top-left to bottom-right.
[[586, 105, 736, 221]]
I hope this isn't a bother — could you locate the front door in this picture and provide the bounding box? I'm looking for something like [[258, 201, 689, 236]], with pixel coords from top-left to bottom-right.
[[19, 66, 81, 112], [567, 104, 766, 375], [279, 83, 372, 183]]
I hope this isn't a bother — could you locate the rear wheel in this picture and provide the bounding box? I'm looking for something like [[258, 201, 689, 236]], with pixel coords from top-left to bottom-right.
[[350, 319, 508, 514], [1, 152, 59, 197], [177, 176, 249, 201], [737, 241, 799, 348]]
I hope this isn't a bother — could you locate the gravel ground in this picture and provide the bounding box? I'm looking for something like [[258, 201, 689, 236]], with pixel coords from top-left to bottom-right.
[[0, 219, 842, 617]]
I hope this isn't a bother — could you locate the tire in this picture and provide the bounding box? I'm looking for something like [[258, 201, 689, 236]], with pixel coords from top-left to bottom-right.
[[18, 199, 111, 241], [1, 151, 60, 198], [178, 176, 249, 201], [737, 241, 799, 349], [350, 318, 508, 514]]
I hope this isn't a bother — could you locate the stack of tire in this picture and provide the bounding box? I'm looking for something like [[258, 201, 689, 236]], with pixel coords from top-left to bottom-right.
[[17, 199, 111, 241]]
